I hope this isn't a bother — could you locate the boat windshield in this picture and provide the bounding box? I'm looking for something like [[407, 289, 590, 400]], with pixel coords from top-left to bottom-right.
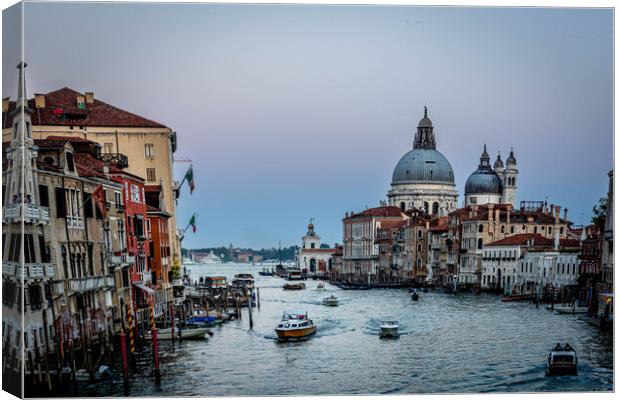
[[552, 355, 575, 363]]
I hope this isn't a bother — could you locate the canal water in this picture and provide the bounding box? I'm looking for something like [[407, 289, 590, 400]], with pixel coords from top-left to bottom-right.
[[73, 263, 612, 396]]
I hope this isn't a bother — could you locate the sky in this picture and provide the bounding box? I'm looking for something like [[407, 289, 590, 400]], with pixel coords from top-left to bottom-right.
[[2, 3, 614, 249]]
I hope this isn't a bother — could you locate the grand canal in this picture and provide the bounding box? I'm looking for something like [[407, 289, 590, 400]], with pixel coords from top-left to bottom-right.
[[73, 263, 612, 396]]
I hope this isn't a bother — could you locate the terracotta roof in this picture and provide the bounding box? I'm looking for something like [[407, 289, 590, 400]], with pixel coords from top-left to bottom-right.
[[74, 153, 122, 179], [429, 216, 449, 232], [486, 233, 580, 249], [379, 220, 407, 229], [4, 87, 167, 129], [486, 234, 552, 247], [345, 206, 405, 220], [299, 248, 336, 253]]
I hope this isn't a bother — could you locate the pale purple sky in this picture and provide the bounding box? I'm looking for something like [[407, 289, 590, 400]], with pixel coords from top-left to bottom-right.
[[3, 3, 613, 249]]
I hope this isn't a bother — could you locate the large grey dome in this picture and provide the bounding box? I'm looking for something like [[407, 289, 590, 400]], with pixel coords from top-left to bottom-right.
[[392, 148, 455, 184], [465, 169, 503, 195]]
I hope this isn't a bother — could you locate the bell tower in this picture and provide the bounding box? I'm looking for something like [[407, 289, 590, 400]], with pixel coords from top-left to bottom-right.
[[502, 148, 518, 207]]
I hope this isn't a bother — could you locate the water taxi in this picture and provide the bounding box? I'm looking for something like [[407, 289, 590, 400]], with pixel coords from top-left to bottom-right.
[[283, 282, 305, 290], [316, 282, 326, 290], [232, 274, 255, 289], [144, 326, 209, 340], [379, 320, 399, 338], [275, 310, 316, 340], [322, 295, 338, 306], [546, 343, 577, 376]]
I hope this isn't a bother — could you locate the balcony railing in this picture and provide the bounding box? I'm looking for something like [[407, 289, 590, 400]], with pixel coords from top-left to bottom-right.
[[97, 152, 129, 169], [68, 275, 115, 293], [3, 261, 54, 280], [3, 203, 50, 224]]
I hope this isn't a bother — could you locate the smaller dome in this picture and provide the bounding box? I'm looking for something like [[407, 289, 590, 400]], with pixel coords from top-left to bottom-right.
[[494, 152, 504, 169], [506, 149, 517, 166], [465, 169, 503, 195]]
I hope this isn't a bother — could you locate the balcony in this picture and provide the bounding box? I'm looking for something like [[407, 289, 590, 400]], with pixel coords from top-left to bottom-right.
[[68, 275, 115, 293], [97, 152, 129, 169], [3, 261, 54, 280], [3, 203, 50, 225], [66, 216, 84, 229]]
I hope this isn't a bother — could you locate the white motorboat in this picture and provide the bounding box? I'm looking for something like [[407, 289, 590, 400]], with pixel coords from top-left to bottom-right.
[[546, 343, 578, 376], [201, 250, 223, 264], [144, 326, 209, 340], [555, 305, 589, 314], [322, 295, 338, 306], [379, 320, 399, 338], [316, 283, 326, 290]]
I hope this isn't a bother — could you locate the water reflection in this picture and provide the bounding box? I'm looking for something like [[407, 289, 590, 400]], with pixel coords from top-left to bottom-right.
[[71, 263, 612, 396]]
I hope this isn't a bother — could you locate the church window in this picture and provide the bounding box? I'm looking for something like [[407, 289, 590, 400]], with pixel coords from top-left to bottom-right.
[[311, 243, 315, 249]]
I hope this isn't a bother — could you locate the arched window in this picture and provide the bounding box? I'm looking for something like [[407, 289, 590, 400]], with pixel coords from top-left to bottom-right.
[[417, 243, 422, 252], [477, 238, 483, 249], [510, 226, 515, 234], [501, 225, 505, 234], [533, 227, 537, 234]]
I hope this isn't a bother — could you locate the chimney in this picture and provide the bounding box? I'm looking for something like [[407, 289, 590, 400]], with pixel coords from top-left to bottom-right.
[[563, 208, 568, 221], [35, 94, 46, 108], [85, 92, 94, 104], [76, 94, 85, 109], [554, 205, 561, 224], [488, 204, 494, 222], [2, 97, 9, 112], [506, 204, 512, 224]]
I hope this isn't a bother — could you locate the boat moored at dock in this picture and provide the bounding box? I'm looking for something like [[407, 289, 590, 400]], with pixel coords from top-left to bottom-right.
[[283, 282, 305, 290]]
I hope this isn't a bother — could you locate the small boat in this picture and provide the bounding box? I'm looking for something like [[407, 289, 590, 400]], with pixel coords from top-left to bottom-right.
[[379, 320, 399, 338], [232, 274, 255, 288], [287, 270, 304, 280], [322, 295, 338, 306], [283, 283, 305, 290], [259, 267, 273, 276], [501, 294, 532, 302], [411, 291, 419, 301], [74, 365, 113, 382], [316, 283, 326, 290], [145, 326, 209, 340], [275, 310, 316, 340], [422, 287, 428, 293], [546, 343, 578, 376], [555, 305, 589, 315]]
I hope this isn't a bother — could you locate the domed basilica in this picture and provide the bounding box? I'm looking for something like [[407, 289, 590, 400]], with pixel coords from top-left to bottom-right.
[[387, 107, 458, 216], [464, 145, 518, 207]]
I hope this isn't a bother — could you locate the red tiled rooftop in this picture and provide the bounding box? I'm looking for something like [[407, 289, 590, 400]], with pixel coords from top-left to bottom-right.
[[4, 87, 167, 129], [345, 206, 405, 220]]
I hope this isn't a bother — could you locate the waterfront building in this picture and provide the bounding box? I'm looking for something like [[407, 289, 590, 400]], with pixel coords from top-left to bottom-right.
[[341, 206, 408, 284], [600, 170, 613, 293], [34, 136, 121, 335], [145, 184, 173, 315], [481, 233, 580, 294], [427, 216, 449, 284], [464, 145, 518, 207], [296, 220, 337, 275], [399, 211, 431, 283], [520, 243, 581, 295], [454, 201, 571, 289], [2, 82, 182, 280], [376, 220, 408, 282], [387, 107, 458, 216]]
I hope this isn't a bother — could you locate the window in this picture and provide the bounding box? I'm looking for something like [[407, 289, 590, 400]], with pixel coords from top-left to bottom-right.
[[55, 188, 66, 218], [146, 168, 156, 182], [478, 224, 483, 233], [65, 152, 75, 172], [8, 234, 21, 262], [84, 194, 94, 219], [24, 234, 36, 263], [144, 143, 155, 158], [38, 185, 49, 207], [39, 236, 50, 263], [103, 143, 114, 153], [115, 191, 123, 208]]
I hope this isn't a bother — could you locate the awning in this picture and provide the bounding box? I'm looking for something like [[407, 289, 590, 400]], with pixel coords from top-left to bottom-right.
[[133, 283, 155, 294]]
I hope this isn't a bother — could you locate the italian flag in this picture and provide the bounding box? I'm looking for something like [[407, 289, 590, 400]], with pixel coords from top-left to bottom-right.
[[184, 165, 195, 194], [188, 214, 197, 233]]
